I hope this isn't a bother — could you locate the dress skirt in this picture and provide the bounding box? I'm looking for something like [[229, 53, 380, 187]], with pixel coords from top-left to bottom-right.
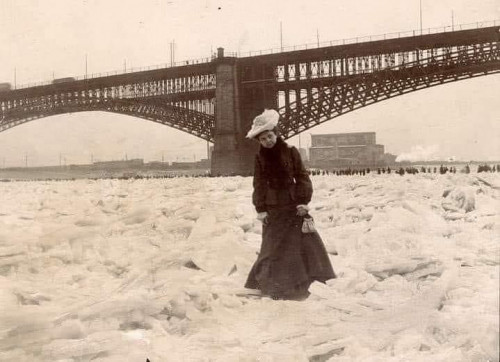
[[245, 204, 336, 299]]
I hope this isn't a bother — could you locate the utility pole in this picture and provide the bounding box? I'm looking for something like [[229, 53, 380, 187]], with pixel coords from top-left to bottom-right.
[[316, 29, 320, 47], [85, 54, 88, 79], [91, 153, 94, 164], [451, 10, 455, 31], [14, 67, 16, 89], [25, 153, 28, 168], [124, 59, 127, 72], [59, 153, 62, 167], [170, 40, 176, 66], [162, 151, 164, 163], [280, 22, 283, 51], [419, 0, 423, 34]]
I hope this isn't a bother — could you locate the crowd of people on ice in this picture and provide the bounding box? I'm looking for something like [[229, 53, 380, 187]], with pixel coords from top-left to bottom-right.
[[308, 163, 500, 177]]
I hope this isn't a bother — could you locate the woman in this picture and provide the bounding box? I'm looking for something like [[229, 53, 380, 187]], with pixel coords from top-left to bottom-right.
[[244, 109, 336, 300]]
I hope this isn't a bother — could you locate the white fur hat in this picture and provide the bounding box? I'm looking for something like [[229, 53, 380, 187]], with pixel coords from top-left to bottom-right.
[[245, 109, 279, 139]]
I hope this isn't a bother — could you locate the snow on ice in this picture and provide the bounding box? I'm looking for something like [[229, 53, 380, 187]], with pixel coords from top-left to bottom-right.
[[0, 173, 498, 361]]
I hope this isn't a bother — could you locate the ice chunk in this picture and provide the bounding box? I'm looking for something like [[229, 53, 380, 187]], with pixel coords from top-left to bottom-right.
[[166, 297, 187, 319], [41, 331, 123, 360], [442, 187, 475, 213], [0, 276, 18, 308], [74, 216, 103, 227], [185, 212, 252, 274], [121, 206, 151, 225], [51, 319, 87, 339]]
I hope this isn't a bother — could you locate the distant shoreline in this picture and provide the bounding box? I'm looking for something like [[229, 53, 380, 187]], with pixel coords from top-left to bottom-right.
[[1, 159, 499, 172], [0, 160, 498, 182]]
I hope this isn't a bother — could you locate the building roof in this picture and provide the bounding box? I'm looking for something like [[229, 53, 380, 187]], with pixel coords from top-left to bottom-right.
[[337, 145, 368, 148], [311, 132, 376, 137], [310, 144, 369, 149]]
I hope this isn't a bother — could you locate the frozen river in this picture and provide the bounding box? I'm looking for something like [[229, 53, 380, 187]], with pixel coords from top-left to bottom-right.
[[0, 173, 498, 361]]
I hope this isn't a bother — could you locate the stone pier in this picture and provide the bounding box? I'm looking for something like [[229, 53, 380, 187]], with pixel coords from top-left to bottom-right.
[[211, 48, 277, 176]]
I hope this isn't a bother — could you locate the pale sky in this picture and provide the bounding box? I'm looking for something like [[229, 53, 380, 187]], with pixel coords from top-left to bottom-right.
[[0, 0, 499, 166]]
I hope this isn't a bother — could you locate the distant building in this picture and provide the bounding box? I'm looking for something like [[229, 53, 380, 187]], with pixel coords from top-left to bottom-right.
[[92, 159, 144, 170], [381, 153, 397, 165], [309, 132, 391, 167], [170, 158, 210, 170], [146, 161, 169, 169]]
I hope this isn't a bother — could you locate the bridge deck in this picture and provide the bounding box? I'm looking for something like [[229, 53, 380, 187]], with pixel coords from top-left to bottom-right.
[[1, 25, 498, 102], [239, 26, 500, 65]]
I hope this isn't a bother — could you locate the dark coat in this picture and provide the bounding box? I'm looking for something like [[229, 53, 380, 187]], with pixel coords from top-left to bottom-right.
[[252, 137, 312, 213], [245, 137, 336, 299]]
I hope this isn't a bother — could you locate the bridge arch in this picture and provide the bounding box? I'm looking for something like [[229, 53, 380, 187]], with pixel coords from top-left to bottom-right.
[[0, 97, 215, 142]]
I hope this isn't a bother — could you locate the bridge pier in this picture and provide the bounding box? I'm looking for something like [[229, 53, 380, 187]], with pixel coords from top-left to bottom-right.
[[211, 49, 277, 176]]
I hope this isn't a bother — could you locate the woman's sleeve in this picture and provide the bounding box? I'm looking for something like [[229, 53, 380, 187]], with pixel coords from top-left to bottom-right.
[[291, 147, 313, 205], [252, 155, 268, 212]]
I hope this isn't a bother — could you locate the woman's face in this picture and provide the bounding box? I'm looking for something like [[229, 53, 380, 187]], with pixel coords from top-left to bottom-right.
[[257, 130, 277, 148]]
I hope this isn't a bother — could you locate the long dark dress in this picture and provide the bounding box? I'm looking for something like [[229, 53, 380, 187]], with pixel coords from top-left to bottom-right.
[[245, 137, 335, 299]]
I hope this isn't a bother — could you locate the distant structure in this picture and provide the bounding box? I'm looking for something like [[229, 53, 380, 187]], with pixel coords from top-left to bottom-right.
[[92, 159, 144, 170], [309, 132, 395, 168], [68, 158, 210, 172]]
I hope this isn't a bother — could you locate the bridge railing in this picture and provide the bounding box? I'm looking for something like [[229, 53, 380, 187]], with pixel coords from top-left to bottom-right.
[[237, 19, 499, 57], [13, 55, 217, 91]]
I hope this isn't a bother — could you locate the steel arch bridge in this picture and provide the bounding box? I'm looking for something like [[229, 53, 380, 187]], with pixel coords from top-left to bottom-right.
[[0, 23, 499, 174], [276, 41, 499, 138]]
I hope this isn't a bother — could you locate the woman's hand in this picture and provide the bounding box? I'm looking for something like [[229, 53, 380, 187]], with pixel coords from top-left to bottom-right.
[[296, 204, 309, 217], [257, 212, 269, 225]]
